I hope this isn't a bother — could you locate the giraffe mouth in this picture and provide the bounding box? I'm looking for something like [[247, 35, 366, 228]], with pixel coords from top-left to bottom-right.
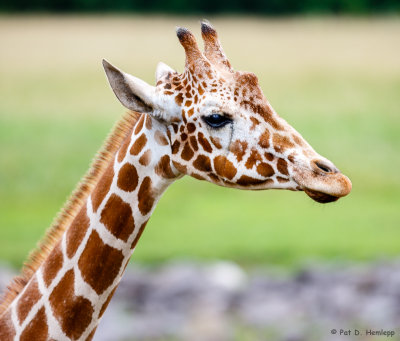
[[303, 188, 340, 204]]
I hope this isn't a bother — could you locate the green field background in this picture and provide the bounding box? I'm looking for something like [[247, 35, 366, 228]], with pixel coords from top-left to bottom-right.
[[0, 16, 399, 268]]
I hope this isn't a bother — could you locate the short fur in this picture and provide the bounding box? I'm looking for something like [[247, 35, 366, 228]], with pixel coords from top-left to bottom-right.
[[0, 110, 141, 317]]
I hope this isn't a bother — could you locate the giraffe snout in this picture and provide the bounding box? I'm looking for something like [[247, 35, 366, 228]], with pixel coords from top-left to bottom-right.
[[292, 157, 352, 204]]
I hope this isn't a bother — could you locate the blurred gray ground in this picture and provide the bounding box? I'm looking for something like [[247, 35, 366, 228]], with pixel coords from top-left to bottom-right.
[[1, 261, 400, 341]]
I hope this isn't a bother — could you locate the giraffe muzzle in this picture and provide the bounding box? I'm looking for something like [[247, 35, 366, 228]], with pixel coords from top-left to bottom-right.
[[294, 159, 352, 204]]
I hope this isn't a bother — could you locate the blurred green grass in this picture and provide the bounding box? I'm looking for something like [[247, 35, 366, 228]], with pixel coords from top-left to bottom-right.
[[0, 16, 399, 268]]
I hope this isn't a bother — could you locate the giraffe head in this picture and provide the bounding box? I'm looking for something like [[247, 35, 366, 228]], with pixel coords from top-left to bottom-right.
[[103, 21, 351, 203]]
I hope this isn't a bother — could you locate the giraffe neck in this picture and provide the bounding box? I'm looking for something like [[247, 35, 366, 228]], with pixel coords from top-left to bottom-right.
[[0, 113, 179, 341]]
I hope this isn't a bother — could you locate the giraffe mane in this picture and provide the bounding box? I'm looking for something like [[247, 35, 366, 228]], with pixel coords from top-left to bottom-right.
[[0, 110, 141, 317]]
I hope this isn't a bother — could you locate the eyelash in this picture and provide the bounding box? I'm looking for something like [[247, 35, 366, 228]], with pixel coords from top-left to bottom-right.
[[202, 113, 233, 129]]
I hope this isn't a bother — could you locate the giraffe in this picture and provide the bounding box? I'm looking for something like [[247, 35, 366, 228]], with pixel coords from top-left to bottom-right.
[[0, 21, 351, 340]]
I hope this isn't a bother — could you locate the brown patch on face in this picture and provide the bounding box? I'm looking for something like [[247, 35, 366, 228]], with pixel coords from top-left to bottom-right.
[[20, 307, 48, 341], [138, 176, 155, 216], [172, 124, 179, 134], [175, 93, 184, 106], [189, 135, 198, 151], [187, 122, 196, 133], [250, 117, 260, 130], [17, 277, 41, 323], [117, 163, 139, 192], [210, 137, 222, 149], [292, 134, 305, 147], [181, 132, 188, 141], [188, 108, 194, 116], [134, 114, 145, 135], [91, 162, 114, 212], [172, 140, 180, 154], [277, 158, 289, 176], [198, 85, 204, 95], [256, 162, 274, 177], [185, 100, 192, 107], [155, 155, 176, 179], [172, 161, 187, 174], [145, 115, 152, 130], [154, 130, 169, 146], [42, 242, 63, 287], [245, 150, 262, 169], [237, 175, 272, 186], [130, 133, 147, 156], [277, 176, 289, 183], [181, 143, 194, 161], [288, 154, 295, 163], [100, 194, 135, 242], [273, 134, 295, 153], [198, 132, 212, 153], [214, 156, 237, 180], [230, 140, 248, 162], [66, 206, 90, 258], [139, 149, 152, 166], [264, 152, 274, 161], [50, 269, 93, 339], [259, 130, 270, 149], [0, 310, 16, 340], [193, 155, 212, 172], [78, 231, 124, 295]]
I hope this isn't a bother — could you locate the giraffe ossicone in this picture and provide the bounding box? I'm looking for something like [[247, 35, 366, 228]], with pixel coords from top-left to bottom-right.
[[0, 21, 351, 340]]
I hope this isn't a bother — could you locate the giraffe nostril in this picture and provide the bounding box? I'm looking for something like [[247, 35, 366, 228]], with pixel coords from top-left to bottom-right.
[[312, 160, 338, 174]]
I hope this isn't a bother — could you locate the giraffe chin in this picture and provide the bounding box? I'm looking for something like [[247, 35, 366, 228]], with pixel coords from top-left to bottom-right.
[[303, 188, 340, 204]]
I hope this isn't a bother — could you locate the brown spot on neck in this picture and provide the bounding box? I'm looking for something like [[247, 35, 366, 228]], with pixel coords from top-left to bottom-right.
[[100, 194, 135, 242], [0, 310, 16, 340], [155, 155, 177, 179], [91, 161, 114, 212], [20, 306, 48, 341], [154, 130, 169, 146], [134, 114, 145, 135], [138, 177, 155, 216], [17, 277, 41, 323], [49, 270, 93, 339], [139, 149, 152, 166], [42, 243, 63, 287], [66, 206, 90, 258], [117, 163, 139, 192], [78, 230, 124, 295], [130, 133, 147, 156], [145, 115, 152, 130]]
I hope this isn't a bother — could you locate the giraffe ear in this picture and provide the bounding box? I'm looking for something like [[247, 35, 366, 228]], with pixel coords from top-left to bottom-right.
[[155, 62, 176, 82], [103, 59, 156, 113]]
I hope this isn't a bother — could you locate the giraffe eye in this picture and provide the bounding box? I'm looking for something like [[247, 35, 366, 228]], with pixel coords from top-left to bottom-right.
[[202, 114, 232, 128]]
